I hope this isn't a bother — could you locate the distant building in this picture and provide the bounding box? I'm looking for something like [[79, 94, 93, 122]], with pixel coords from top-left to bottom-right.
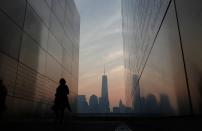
[[89, 95, 100, 113], [112, 100, 132, 113], [112, 107, 120, 113], [99, 68, 110, 113], [77, 95, 89, 113]]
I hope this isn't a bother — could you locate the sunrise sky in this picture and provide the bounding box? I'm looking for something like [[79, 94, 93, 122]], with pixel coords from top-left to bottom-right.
[[74, 0, 125, 109]]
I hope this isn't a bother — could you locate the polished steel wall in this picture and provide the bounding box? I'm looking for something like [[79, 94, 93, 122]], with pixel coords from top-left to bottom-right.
[[0, 0, 80, 119], [122, 0, 202, 115]]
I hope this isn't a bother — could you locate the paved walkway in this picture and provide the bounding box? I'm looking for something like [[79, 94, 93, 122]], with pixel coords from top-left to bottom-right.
[[0, 116, 202, 131]]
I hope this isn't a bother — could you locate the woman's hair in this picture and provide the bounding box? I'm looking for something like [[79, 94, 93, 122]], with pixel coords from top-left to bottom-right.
[[59, 78, 66, 85]]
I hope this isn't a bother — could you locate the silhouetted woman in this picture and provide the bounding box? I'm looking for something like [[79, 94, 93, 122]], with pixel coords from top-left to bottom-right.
[[0, 80, 7, 118], [52, 78, 71, 123]]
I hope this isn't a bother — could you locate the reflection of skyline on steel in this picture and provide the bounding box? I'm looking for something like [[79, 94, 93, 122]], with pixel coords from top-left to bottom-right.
[[122, 0, 202, 115]]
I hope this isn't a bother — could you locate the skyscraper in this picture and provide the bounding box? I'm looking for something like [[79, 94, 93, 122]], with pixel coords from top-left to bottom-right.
[[77, 95, 89, 113], [100, 67, 110, 113], [89, 95, 100, 113]]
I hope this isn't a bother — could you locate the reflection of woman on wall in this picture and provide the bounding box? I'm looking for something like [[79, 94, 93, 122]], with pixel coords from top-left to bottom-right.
[[0, 79, 7, 117], [52, 78, 71, 123]]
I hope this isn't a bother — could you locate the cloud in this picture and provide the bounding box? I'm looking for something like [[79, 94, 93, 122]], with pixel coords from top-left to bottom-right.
[[80, 13, 122, 47], [109, 65, 124, 74], [105, 50, 123, 63]]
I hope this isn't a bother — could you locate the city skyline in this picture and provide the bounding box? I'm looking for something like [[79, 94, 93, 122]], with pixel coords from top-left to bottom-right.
[[75, 0, 125, 109], [77, 93, 130, 113], [0, 0, 202, 130]]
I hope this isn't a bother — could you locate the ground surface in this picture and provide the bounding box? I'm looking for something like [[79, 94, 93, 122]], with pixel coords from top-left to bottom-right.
[[0, 115, 201, 131]]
